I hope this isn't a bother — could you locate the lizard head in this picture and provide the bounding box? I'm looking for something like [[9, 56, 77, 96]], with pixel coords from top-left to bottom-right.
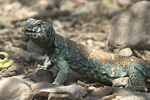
[[24, 18, 55, 43]]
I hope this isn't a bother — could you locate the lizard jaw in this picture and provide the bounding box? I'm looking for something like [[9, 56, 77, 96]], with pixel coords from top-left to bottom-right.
[[24, 29, 37, 37]]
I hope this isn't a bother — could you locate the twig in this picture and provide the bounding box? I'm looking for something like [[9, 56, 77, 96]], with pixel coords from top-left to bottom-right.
[[133, 50, 146, 60], [11, 10, 70, 23]]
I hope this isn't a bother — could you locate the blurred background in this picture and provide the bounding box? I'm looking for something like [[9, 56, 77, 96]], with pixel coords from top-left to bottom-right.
[[0, 0, 150, 78], [1, 0, 150, 99]]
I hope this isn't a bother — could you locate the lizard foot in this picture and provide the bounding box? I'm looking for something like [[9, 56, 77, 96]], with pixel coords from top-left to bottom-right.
[[126, 63, 148, 92]]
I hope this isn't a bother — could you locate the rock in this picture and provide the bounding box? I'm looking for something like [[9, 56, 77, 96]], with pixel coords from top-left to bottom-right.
[[66, 69, 84, 84], [96, 0, 123, 18], [4, 45, 41, 61], [30, 68, 54, 83], [3, 4, 13, 12], [88, 86, 96, 91], [112, 88, 150, 100], [84, 97, 101, 100], [7, 64, 19, 72], [144, 50, 150, 60], [38, 0, 53, 9], [26, 41, 43, 53], [91, 86, 112, 97], [72, 1, 98, 16], [2, 64, 20, 77], [2, 71, 17, 77], [53, 20, 64, 29], [113, 87, 135, 96], [117, 0, 132, 7], [4, 40, 13, 47], [118, 47, 133, 56], [0, 29, 12, 35], [120, 95, 146, 100], [87, 39, 93, 47], [107, 1, 150, 50], [33, 84, 85, 100], [0, 77, 33, 100], [85, 93, 117, 100], [60, 0, 76, 11], [31, 82, 57, 91], [112, 77, 129, 87], [102, 94, 119, 100], [12, 40, 26, 49], [48, 93, 70, 100], [81, 32, 108, 41]]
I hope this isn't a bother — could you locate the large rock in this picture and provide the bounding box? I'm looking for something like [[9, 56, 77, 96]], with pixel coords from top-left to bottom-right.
[[0, 77, 33, 100], [113, 88, 150, 100], [107, 1, 150, 50], [33, 84, 85, 100]]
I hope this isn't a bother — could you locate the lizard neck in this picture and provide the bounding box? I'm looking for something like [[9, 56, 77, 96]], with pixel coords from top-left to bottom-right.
[[32, 34, 56, 56], [42, 35, 56, 55]]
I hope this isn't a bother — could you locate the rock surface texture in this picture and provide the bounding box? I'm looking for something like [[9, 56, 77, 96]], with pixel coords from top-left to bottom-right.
[[107, 1, 150, 50], [0, 77, 33, 100]]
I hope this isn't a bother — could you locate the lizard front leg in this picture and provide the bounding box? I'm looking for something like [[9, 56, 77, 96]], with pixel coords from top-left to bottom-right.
[[126, 63, 147, 92], [53, 56, 69, 85], [44, 57, 54, 70]]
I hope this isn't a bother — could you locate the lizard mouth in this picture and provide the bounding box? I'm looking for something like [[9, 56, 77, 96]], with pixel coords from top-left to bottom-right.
[[24, 29, 36, 36], [25, 29, 35, 33]]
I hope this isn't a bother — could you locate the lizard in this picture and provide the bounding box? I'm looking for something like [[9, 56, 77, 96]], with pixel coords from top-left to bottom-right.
[[23, 18, 150, 92]]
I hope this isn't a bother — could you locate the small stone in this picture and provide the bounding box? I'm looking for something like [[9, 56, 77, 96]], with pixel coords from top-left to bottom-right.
[[87, 39, 93, 47], [88, 86, 96, 91], [12, 2, 22, 9], [60, 0, 76, 11], [38, 0, 52, 9], [30, 68, 54, 83], [2, 71, 17, 77], [82, 32, 108, 41], [53, 20, 64, 29], [144, 50, 150, 60], [118, 48, 133, 56], [7, 64, 19, 72], [112, 77, 129, 87], [3, 4, 13, 11], [117, 0, 132, 6]]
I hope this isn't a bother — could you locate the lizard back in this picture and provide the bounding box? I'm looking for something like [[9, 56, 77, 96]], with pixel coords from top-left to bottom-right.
[[56, 34, 150, 79]]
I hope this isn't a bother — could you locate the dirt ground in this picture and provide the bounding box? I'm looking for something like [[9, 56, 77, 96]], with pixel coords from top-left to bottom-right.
[[0, 0, 150, 100]]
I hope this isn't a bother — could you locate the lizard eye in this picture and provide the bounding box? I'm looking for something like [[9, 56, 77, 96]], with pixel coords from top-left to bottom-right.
[[37, 22, 42, 26]]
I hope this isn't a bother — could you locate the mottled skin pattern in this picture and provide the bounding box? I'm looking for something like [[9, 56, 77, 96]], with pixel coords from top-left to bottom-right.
[[24, 18, 150, 91]]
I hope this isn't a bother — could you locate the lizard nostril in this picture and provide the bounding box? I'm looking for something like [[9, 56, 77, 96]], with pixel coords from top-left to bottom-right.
[[28, 18, 34, 21]]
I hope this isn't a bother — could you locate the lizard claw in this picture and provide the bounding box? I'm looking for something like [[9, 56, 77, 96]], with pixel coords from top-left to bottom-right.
[[52, 81, 61, 85]]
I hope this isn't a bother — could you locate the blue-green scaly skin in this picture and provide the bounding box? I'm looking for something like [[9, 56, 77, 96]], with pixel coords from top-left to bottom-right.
[[24, 18, 150, 91]]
